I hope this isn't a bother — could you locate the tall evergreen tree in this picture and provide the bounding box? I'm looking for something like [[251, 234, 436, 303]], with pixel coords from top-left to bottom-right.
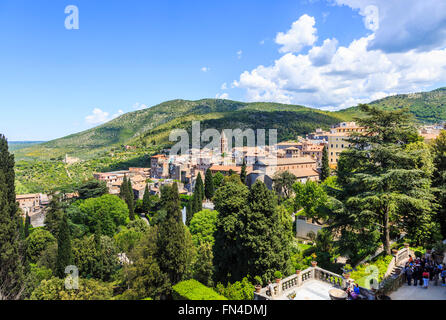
[[24, 213, 30, 238], [186, 198, 194, 226], [431, 130, 446, 238], [0, 134, 24, 300], [240, 159, 247, 185], [119, 175, 128, 198], [336, 105, 435, 255], [120, 175, 135, 220], [142, 184, 151, 213], [126, 178, 135, 220], [195, 173, 204, 204], [156, 183, 188, 285], [213, 180, 249, 283], [204, 169, 215, 200], [56, 213, 72, 278], [320, 146, 330, 182], [44, 195, 64, 237], [241, 181, 291, 282]]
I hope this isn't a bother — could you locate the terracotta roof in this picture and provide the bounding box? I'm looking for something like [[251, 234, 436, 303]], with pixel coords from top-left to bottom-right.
[[289, 168, 320, 178], [16, 194, 39, 200], [151, 154, 167, 159], [258, 157, 316, 166], [209, 165, 253, 174]]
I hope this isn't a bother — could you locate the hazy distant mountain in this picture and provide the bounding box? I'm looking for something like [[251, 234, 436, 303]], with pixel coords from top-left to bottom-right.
[[8, 141, 45, 152]]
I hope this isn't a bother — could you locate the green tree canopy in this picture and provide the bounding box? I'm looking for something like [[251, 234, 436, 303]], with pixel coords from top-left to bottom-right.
[[213, 180, 249, 283], [75, 194, 129, 237], [30, 277, 113, 300], [72, 235, 119, 281], [56, 214, 72, 278], [293, 180, 329, 224], [241, 181, 292, 282], [26, 228, 56, 263], [189, 209, 218, 246], [336, 104, 436, 255], [76, 180, 108, 200], [273, 171, 297, 200], [156, 183, 188, 285]]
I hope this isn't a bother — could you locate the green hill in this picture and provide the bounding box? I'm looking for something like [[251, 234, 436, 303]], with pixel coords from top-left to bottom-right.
[[337, 87, 446, 123], [14, 99, 346, 161]]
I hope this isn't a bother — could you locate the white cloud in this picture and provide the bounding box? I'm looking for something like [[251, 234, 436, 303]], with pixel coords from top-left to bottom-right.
[[331, 0, 446, 53], [309, 38, 338, 66], [85, 108, 124, 125], [275, 14, 318, 53], [201, 67, 210, 72], [234, 27, 446, 110], [216, 93, 229, 99], [237, 50, 243, 59], [221, 82, 228, 90]]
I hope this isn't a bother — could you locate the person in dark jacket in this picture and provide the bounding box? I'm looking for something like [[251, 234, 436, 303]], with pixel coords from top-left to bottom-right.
[[413, 265, 421, 286], [405, 265, 413, 286]]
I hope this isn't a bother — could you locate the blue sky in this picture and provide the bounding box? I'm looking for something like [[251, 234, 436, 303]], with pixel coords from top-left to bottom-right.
[[2, 0, 446, 141]]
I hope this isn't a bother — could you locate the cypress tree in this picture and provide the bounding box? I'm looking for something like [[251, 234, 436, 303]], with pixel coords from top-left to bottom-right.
[[241, 181, 291, 282], [120, 176, 135, 220], [24, 213, 30, 238], [156, 183, 187, 285], [56, 214, 72, 278], [193, 192, 201, 214], [0, 134, 24, 299], [126, 178, 135, 220], [320, 146, 330, 182], [44, 195, 64, 237], [204, 169, 215, 200], [240, 159, 247, 185], [186, 198, 194, 226], [119, 175, 128, 199], [195, 173, 204, 204], [142, 184, 151, 214], [213, 180, 249, 283]]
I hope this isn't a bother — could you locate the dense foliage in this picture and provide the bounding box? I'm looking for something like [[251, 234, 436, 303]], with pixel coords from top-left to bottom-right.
[[172, 279, 227, 300]]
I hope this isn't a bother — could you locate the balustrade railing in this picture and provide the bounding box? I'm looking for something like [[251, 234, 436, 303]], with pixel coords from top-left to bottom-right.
[[254, 246, 415, 300], [254, 266, 347, 300]]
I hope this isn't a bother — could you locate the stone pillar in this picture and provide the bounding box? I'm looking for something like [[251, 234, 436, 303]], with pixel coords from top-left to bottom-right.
[[276, 280, 282, 297], [296, 270, 302, 287]]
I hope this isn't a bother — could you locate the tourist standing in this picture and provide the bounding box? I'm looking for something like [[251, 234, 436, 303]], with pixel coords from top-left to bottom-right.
[[422, 269, 430, 288], [441, 267, 446, 287], [405, 264, 413, 286]]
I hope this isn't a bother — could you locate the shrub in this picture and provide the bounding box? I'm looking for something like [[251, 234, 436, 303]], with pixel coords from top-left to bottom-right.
[[26, 228, 57, 263], [215, 277, 254, 300], [172, 280, 227, 300], [274, 271, 282, 279], [349, 255, 393, 289]]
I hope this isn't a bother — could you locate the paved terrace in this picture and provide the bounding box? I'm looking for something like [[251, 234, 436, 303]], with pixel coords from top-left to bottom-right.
[[391, 284, 446, 300], [390, 249, 446, 300]]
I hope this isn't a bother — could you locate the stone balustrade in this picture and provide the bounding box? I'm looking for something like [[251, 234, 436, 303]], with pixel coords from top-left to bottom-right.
[[254, 265, 348, 300]]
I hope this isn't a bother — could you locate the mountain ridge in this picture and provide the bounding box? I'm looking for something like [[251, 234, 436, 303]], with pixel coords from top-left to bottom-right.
[[13, 87, 446, 161]]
